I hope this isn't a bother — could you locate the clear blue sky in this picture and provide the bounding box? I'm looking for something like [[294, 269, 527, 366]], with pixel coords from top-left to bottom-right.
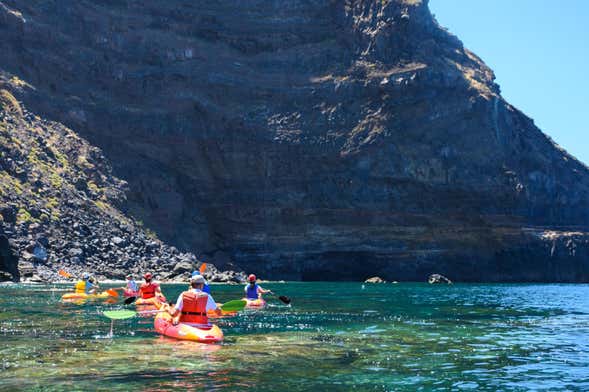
[[430, 0, 589, 164]]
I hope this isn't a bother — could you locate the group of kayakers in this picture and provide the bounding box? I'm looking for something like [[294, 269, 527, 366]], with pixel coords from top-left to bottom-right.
[[72, 270, 272, 327]]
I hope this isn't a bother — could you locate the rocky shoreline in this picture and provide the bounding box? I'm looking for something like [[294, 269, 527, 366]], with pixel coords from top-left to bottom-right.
[[0, 93, 244, 283]]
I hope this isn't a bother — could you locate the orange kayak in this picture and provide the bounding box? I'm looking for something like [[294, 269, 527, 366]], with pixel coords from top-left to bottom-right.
[[154, 312, 223, 343], [244, 298, 266, 308]]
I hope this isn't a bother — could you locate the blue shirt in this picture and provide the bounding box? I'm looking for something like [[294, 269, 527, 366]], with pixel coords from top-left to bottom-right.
[[127, 280, 138, 292], [85, 279, 94, 294], [244, 284, 260, 300]]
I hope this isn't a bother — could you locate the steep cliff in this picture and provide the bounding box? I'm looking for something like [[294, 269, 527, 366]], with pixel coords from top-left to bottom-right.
[[1, 0, 588, 281], [0, 88, 241, 282]]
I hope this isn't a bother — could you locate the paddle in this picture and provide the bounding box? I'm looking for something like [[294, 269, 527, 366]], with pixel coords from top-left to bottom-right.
[[58, 269, 73, 279], [103, 310, 137, 319], [124, 295, 167, 306], [106, 289, 119, 298], [277, 295, 291, 304], [199, 263, 207, 274], [104, 300, 247, 319], [219, 299, 246, 312], [102, 309, 136, 337], [267, 291, 291, 305]]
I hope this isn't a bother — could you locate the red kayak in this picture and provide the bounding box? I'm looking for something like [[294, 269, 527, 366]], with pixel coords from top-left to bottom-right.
[[243, 298, 266, 308], [123, 289, 139, 298], [154, 313, 223, 343], [135, 296, 167, 317]]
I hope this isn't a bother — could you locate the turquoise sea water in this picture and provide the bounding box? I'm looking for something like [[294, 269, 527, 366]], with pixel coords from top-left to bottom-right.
[[1, 282, 588, 391]]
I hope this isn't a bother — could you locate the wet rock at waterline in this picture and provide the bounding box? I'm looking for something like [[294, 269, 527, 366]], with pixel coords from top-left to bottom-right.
[[365, 277, 387, 284], [428, 274, 453, 284]]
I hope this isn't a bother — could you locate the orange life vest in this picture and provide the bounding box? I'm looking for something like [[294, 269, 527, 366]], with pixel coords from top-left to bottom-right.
[[179, 291, 209, 324], [140, 282, 157, 299]]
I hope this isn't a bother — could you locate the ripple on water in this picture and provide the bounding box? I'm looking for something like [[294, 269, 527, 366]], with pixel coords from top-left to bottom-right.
[[1, 283, 589, 391]]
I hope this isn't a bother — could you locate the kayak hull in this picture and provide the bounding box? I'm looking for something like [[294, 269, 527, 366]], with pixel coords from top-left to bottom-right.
[[154, 313, 223, 343], [61, 292, 110, 301], [123, 289, 139, 298], [136, 296, 165, 316], [243, 298, 266, 308]]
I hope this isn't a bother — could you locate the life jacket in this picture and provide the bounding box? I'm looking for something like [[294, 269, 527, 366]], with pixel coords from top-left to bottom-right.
[[74, 280, 86, 294], [179, 291, 209, 324], [245, 284, 259, 300], [140, 282, 157, 299]]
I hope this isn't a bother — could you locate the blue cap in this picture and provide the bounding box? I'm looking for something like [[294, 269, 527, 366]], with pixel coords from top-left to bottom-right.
[[191, 271, 200, 277]]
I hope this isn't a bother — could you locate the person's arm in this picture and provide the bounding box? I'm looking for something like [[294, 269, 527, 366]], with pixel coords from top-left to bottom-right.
[[171, 296, 182, 324], [206, 295, 222, 316], [257, 286, 272, 296]]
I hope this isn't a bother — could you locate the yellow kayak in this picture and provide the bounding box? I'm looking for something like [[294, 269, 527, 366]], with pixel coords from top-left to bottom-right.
[[61, 291, 113, 302]]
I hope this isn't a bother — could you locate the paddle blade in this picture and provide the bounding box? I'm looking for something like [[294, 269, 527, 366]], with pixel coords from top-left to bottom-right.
[[103, 310, 136, 320], [58, 270, 72, 278], [220, 299, 246, 312], [106, 289, 119, 298], [278, 295, 291, 305], [124, 296, 137, 305], [199, 263, 207, 274]]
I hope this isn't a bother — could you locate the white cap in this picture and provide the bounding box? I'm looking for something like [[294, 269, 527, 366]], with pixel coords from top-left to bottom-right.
[[191, 275, 205, 285]]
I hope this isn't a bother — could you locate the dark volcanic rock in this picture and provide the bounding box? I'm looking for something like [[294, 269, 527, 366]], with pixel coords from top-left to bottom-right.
[[0, 91, 213, 281], [428, 274, 452, 284], [0, 233, 19, 281], [0, 0, 588, 281], [365, 277, 387, 284], [172, 261, 193, 275]]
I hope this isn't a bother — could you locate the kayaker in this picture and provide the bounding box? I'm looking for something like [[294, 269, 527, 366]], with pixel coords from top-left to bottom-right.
[[74, 272, 97, 294], [168, 275, 221, 325], [121, 274, 139, 296], [190, 270, 211, 294], [244, 274, 272, 300], [139, 272, 164, 302]]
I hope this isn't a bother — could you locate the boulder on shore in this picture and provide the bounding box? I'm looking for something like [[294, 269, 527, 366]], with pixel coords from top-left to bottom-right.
[[428, 274, 452, 284], [365, 276, 386, 284]]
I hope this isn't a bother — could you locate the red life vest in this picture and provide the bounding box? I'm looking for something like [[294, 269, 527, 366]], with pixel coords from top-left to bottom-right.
[[140, 282, 157, 299], [179, 291, 209, 324]]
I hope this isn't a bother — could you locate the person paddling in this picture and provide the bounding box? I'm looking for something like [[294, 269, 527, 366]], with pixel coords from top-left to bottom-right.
[[191, 270, 211, 294], [167, 275, 221, 326], [244, 274, 272, 300], [139, 272, 165, 306], [122, 274, 139, 296], [74, 272, 98, 295]]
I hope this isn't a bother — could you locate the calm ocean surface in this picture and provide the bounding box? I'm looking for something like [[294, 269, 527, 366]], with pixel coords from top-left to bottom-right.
[[1, 282, 588, 391]]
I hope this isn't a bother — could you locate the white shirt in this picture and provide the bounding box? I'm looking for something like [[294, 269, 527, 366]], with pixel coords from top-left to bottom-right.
[[174, 288, 217, 311]]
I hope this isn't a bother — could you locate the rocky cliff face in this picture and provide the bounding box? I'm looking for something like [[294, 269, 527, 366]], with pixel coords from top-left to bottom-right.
[[1, 0, 588, 281], [0, 89, 242, 282]]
